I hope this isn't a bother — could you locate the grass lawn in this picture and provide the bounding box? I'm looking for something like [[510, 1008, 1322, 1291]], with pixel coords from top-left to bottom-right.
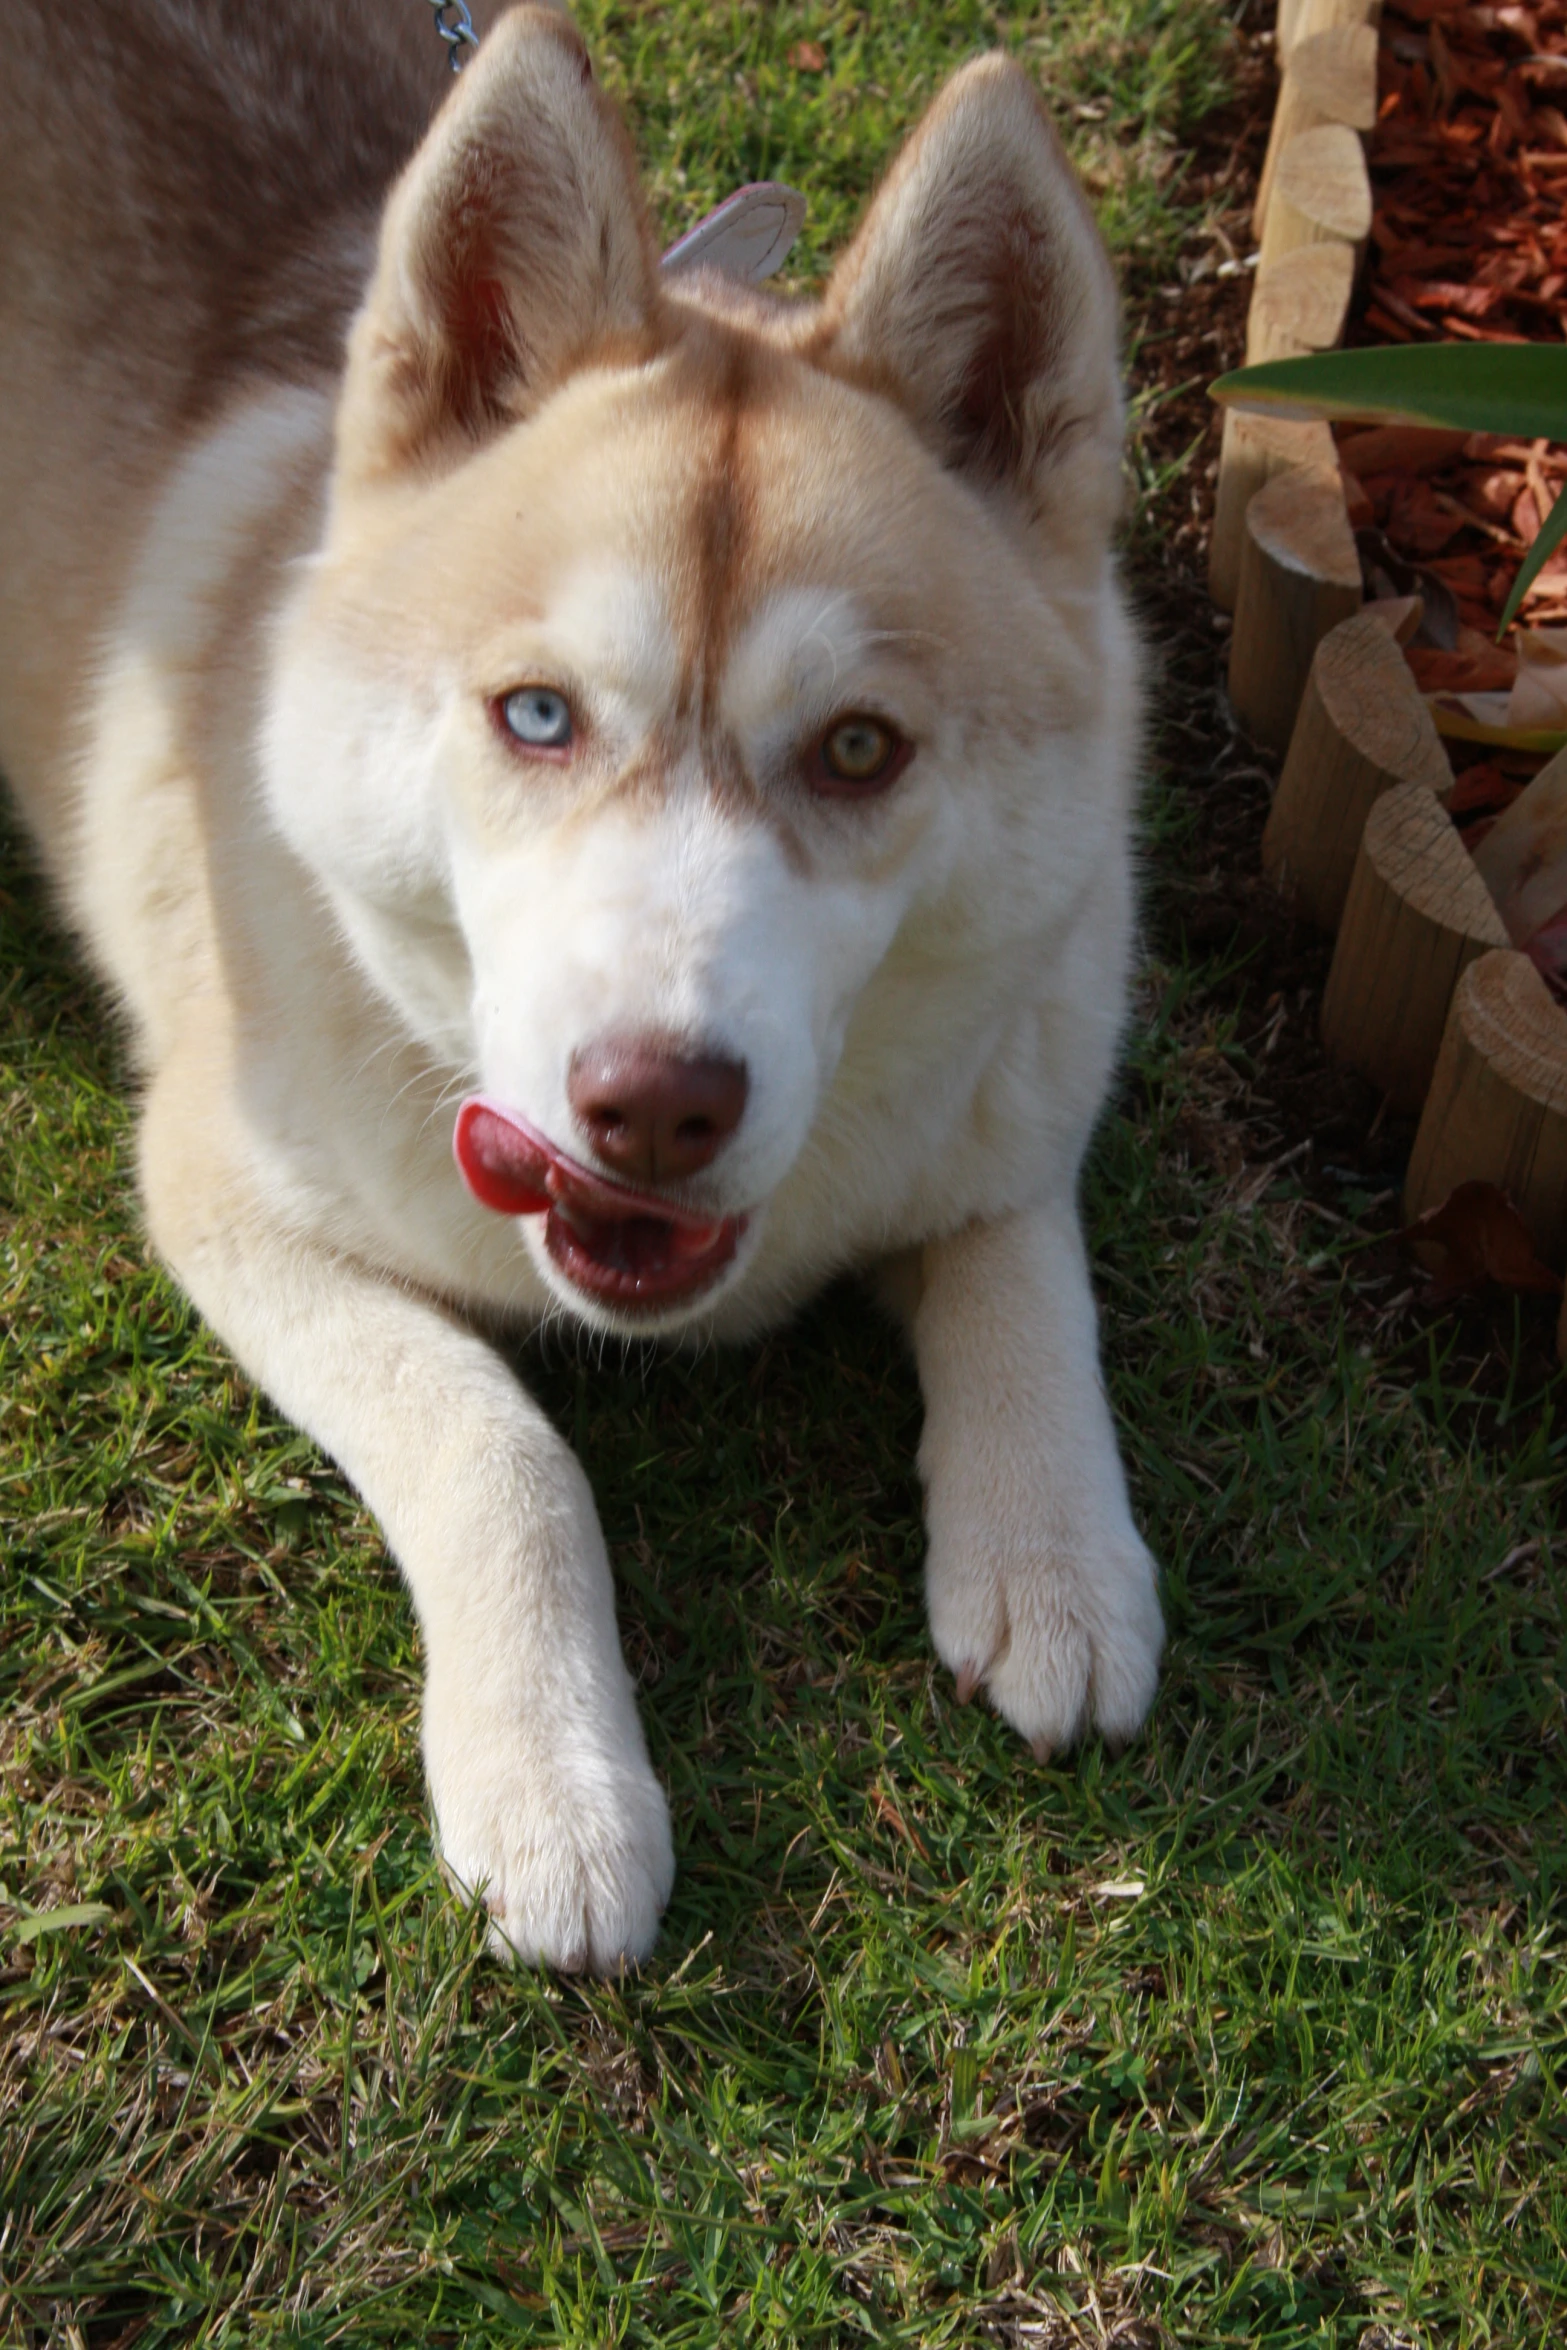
[[3, 2, 1566, 2343]]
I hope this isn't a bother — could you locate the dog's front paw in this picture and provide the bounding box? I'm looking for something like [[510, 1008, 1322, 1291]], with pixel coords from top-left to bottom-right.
[[927, 1521, 1163, 1759], [426, 1695, 675, 1973]]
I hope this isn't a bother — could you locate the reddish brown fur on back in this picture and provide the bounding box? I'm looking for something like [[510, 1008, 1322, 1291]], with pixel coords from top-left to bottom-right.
[[0, 1, 515, 425], [0, 1, 533, 849]]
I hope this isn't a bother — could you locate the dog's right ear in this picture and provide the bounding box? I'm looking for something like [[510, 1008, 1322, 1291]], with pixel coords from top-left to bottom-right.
[[337, 7, 660, 483]]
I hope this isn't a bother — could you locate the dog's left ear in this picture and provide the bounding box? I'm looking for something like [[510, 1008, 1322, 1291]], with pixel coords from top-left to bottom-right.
[[338, 6, 661, 483], [814, 57, 1123, 544]]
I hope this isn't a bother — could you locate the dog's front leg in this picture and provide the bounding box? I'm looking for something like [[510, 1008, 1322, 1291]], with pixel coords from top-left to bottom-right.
[[140, 1090, 673, 1974], [914, 1201, 1163, 1757]]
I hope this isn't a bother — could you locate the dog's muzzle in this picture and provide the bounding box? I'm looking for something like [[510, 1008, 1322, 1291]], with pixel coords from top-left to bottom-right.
[[453, 1097, 748, 1309]]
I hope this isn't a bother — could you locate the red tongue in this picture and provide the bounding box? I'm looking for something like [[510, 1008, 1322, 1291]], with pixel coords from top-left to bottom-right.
[[453, 1100, 553, 1217], [455, 1096, 719, 1228], [455, 1096, 743, 1307]]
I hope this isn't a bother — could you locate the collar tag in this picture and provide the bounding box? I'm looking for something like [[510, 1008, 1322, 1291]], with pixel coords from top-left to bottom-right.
[[660, 183, 807, 284]]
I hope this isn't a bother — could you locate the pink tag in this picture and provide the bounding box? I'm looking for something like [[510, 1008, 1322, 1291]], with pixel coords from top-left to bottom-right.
[[661, 183, 806, 284]]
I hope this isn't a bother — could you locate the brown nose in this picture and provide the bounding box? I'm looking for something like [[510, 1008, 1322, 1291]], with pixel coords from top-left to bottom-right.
[[567, 1039, 748, 1185]]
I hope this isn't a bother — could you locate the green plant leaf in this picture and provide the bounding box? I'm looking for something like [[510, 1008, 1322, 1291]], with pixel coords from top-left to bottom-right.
[[1210, 344, 1567, 440], [1430, 706, 1567, 753], [1498, 479, 1567, 632], [1212, 344, 1567, 639]]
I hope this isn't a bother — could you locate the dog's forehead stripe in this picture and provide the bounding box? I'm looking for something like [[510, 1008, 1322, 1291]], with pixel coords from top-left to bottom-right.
[[677, 333, 762, 725]]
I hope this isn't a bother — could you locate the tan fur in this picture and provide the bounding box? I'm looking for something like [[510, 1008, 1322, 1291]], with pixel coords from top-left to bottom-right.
[[0, 3, 1163, 1971]]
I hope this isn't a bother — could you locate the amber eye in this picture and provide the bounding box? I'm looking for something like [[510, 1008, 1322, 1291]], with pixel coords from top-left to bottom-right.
[[814, 714, 909, 794]]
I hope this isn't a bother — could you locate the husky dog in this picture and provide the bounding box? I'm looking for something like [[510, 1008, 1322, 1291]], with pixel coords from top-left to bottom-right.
[[0, 2, 1162, 1970]]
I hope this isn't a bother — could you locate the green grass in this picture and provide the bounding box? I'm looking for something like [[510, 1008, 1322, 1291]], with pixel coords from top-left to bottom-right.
[[3, 3, 1566, 2344]]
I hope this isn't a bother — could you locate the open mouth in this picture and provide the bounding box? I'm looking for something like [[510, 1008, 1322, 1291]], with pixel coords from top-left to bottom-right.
[[453, 1097, 746, 1309]]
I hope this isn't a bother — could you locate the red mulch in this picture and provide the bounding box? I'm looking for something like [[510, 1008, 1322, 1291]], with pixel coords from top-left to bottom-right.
[[1343, 0, 1567, 651], [1364, 0, 1567, 349]]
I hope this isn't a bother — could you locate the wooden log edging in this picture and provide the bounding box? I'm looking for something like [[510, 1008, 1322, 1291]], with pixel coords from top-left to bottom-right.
[[1320, 783, 1510, 1113], [1244, 241, 1356, 364], [1209, 247, 1355, 610], [1277, 0, 1381, 61], [1261, 606, 1451, 927], [1227, 469, 1362, 753], [1223, 113, 1372, 723], [1264, 612, 1567, 1334], [1254, 31, 1379, 242], [1213, 0, 1377, 693], [1210, 2, 1567, 1347], [1210, 413, 1339, 612], [1257, 123, 1372, 276], [1405, 951, 1567, 1269]]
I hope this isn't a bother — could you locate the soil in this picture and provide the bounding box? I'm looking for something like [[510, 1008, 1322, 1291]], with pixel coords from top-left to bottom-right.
[[1126, 0, 1564, 1417]]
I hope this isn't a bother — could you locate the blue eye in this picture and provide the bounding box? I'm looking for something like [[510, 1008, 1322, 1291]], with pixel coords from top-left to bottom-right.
[[502, 687, 573, 749]]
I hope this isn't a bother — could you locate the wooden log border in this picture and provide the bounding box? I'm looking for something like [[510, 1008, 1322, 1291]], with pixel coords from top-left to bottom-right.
[[1208, 1, 1567, 1346], [1208, 0, 1379, 621]]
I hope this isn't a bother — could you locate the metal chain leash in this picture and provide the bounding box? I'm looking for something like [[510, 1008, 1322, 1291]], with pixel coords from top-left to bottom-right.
[[427, 0, 479, 72]]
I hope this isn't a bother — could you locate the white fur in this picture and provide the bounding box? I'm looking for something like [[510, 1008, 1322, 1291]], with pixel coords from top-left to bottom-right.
[[3, 22, 1164, 1971], [100, 375, 1160, 1969]]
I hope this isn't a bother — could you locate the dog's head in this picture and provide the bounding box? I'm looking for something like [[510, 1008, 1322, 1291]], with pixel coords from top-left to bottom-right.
[[264, 6, 1134, 1333]]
